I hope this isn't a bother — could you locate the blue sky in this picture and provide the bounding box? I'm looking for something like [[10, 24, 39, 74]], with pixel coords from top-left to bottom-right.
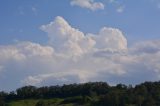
[[1, 0, 160, 91], [1, 0, 160, 45]]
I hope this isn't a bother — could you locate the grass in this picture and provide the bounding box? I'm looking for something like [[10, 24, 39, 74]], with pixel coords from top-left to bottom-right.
[[7, 98, 64, 106], [6, 96, 96, 106], [6, 98, 82, 106], [7, 99, 38, 106]]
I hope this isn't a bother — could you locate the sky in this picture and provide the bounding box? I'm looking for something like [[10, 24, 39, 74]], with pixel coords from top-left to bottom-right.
[[0, 0, 160, 91]]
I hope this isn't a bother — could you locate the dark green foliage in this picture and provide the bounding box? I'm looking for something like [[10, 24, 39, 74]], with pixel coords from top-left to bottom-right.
[[1, 81, 160, 106], [16, 86, 37, 99], [0, 91, 8, 106], [0, 99, 5, 106], [35, 100, 46, 106], [61, 96, 84, 104]]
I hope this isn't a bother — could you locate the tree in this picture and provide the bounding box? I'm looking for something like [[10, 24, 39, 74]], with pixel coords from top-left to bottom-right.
[[142, 96, 156, 106], [16, 86, 37, 99], [0, 99, 5, 106], [135, 95, 144, 106]]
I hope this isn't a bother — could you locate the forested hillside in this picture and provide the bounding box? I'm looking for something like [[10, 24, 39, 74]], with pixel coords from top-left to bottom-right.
[[1, 81, 160, 106]]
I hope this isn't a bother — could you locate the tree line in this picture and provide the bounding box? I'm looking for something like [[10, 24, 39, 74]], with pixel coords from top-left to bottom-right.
[[1, 81, 160, 106]]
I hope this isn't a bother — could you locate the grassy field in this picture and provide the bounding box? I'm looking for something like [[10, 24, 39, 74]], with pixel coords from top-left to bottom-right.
[[6, 97, 91, 106], [7, 98, 64, 106]]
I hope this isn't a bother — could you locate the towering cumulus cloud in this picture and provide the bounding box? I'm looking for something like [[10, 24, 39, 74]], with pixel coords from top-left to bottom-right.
[[40, 16, 95, 57], [40, 16, 127, 57], [0, 16, 160, 91]]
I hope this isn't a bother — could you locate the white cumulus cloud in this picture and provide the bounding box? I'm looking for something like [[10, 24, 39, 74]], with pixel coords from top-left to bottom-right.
[[40, 16, 127, 57], [70, 0, 105, 11], [40, 16, 96, 57], [0, 16, 160, 91]]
